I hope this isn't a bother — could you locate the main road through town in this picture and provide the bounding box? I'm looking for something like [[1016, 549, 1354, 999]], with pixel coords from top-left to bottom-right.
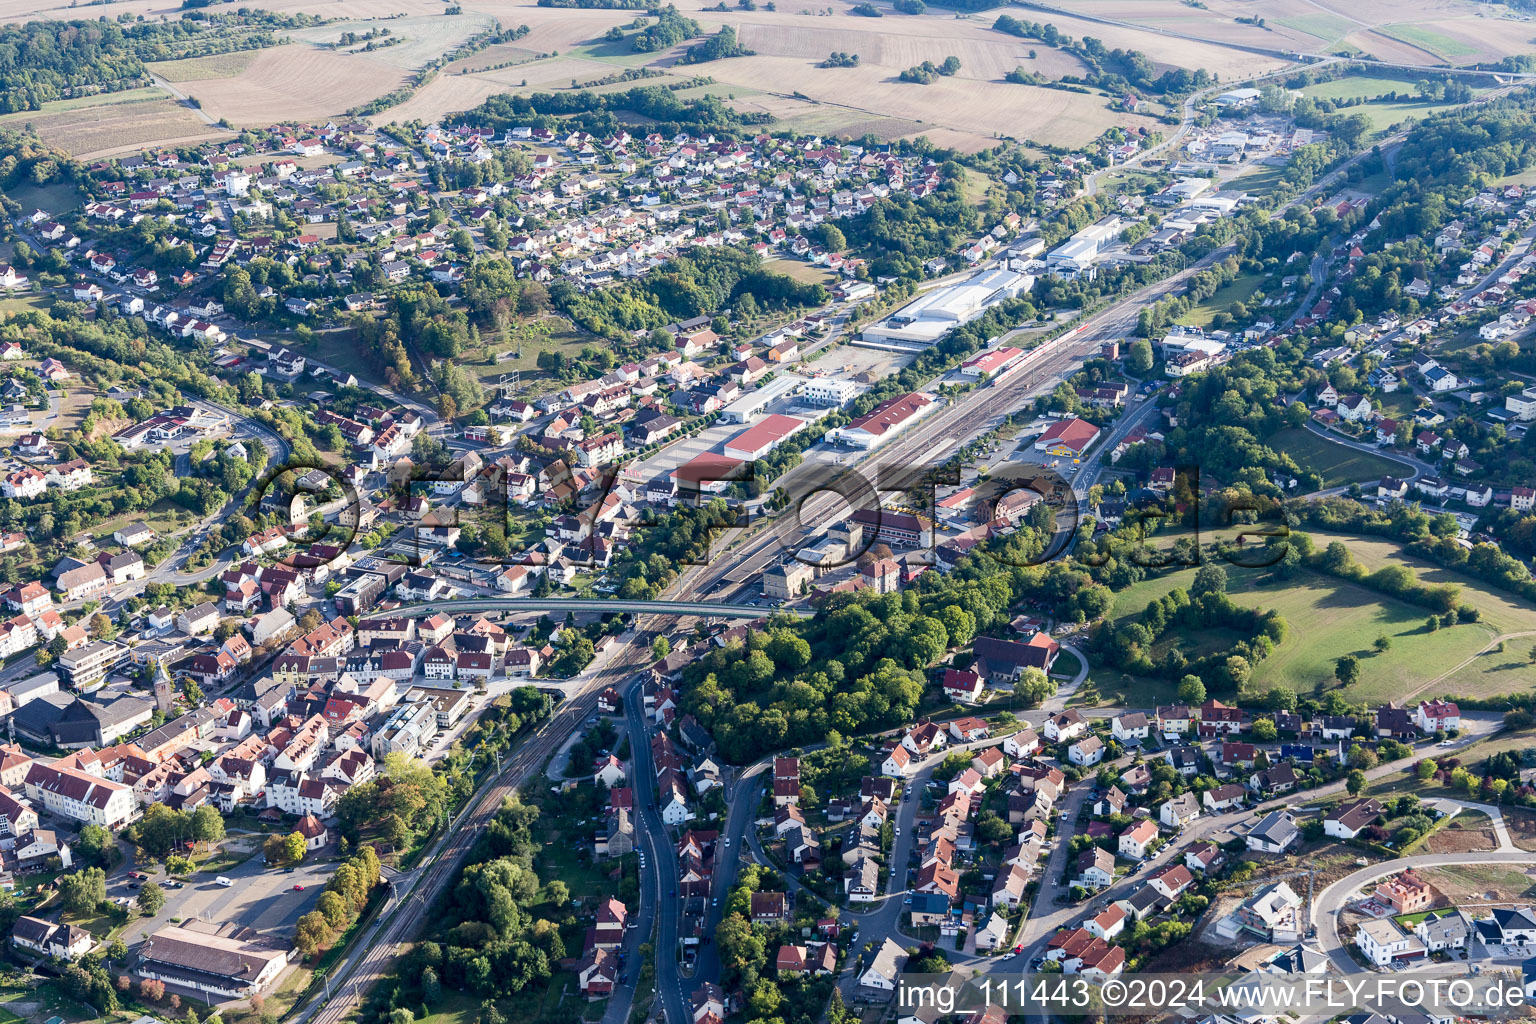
[[286, 112, 1417, 1023]]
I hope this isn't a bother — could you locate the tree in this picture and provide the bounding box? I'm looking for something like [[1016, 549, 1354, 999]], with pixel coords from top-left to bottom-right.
[[191, 804, 225, 848], [1373, 634, 1391, 653], [1191, 564, 1228, 597], [1126, 339, 1154, 375], [59, 867, 107, 915], [1334, 654, 1360, 688], [76, 824, 113, 866], [294, 911, 332, 957], [1177, 675, 1205, 704], [1250, 718, 1277, 742], [1346, 769, 1367, 796], [137, 883, 166, 917], [650, 635, 671, 662], [264, 831, 307, 866], [1013, 666, 1054, 707], [546, 879, 570, 907], [1347, 744, 1379, 770], [1417, 758, 1437, 780]]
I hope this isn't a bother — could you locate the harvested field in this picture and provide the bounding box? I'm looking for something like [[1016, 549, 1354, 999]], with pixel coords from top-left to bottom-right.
[[1378, 16, 1536, 63], [146, 50, 259, 81], [381, 54, 637, 123], [0, 91, 227, 158], [701, 54, 1151, 147], [1418, 864, 1536, 903], [1064, 0, 1519, 64], [287, 13, 496, 71], [444, 42, 545, 74], [731, 18, 1090, 81], [456, 5, 637, 55], [171, 44, 407, 125]]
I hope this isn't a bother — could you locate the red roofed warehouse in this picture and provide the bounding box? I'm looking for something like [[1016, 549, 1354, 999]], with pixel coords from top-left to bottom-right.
[[831, 392, 936, 450], [1034, 417, 1100, 456], [724, 414, 806, 461]]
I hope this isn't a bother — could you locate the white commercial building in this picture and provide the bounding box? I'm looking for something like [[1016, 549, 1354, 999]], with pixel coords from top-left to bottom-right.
[[1046, 219, 1123, 276], [718, 373, 805, 423], [861, 267, 1032, 346], [801, 378, 859, 407]]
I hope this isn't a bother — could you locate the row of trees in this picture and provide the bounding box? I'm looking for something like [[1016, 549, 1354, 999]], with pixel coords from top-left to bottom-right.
[[294, 846, 383, 957]]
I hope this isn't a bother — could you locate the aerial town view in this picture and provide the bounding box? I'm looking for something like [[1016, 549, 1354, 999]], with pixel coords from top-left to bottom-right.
[[2, 0, 1536, 1022]]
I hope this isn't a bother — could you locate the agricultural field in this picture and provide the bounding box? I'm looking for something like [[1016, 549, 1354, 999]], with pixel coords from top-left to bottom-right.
[[167, 44, 407, 126], [0, 88, 228, 158], [146, 50, 261, 82], [1067, 0, 1531, 66], [1266, 426, 1414, 487], [285, 13, 497, 71]]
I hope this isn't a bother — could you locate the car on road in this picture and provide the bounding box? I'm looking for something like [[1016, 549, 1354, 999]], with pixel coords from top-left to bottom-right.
[[723, 837, 730, 847], [294, 884, 305, 891]]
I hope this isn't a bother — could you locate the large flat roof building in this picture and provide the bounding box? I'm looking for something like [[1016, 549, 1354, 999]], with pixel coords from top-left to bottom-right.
[[861, 268, 1032, 346], [138, 925, 291, 1000]]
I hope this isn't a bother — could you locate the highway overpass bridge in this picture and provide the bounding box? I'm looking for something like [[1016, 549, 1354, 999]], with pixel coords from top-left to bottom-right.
[[388, 597, 812, 620]]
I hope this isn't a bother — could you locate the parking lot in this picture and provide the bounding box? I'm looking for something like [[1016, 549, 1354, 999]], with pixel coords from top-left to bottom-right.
[[116, 837, 336, 950]]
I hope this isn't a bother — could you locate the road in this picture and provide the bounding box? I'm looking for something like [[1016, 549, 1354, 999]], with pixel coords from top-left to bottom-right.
[[290, 626, 660, 1024], [619, 679, 687, 1024]]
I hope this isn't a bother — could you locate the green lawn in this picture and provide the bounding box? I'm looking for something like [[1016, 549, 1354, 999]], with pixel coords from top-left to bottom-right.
[[465, 317, 594, 389], [1175, 273, 1264, 328], [1228, 164, 1288, 196], [4, 181, 83, 215], [1267, 427, 1410, 488], [0, 295, 49, 314], [1298, 74, 1489, 137], [1086, 554, 1501, 705], [762, 257, 835, 287], [1300, 75, 1428, 102]]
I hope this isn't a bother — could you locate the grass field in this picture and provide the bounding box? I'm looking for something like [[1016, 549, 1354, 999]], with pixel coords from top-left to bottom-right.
[[1298, 74, 1490, 137], [1227, 163, 1289, 196], [762, 257, 836, 287], [1267, 427, 1411, 487], [2, 181, 82, 216], [1175, 272, 1264, 328], [1084, 534, 1529, 706]]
